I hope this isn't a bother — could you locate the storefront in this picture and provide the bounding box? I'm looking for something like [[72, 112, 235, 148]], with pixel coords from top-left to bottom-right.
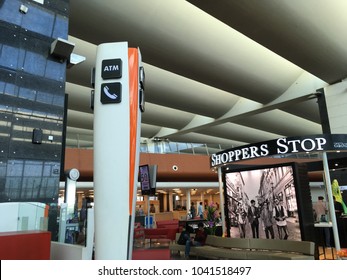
[[211, 134, 347, 250]]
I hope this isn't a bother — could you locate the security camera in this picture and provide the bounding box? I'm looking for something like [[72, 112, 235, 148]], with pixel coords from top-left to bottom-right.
[[19, 5, 28, 14]]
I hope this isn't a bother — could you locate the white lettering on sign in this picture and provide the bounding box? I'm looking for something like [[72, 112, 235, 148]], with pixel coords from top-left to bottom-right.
[[211, 135, 330, 167], [103, 65, 119, 72], [211, 144, 269, 167], [277, 137, 327, 154]]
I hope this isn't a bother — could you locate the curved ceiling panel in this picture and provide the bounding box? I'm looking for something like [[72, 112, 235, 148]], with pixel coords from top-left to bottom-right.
[[142, 103, 195, 129], [68, 0, 304, 103], [188, 0, 347, 84], [64, 0, 346, 152], [144, 64, 241, 118]]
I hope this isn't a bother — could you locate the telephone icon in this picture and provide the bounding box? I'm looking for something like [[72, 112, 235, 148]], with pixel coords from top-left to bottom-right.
[[100, 82, 122, 104], [103, 85, 118, 99]]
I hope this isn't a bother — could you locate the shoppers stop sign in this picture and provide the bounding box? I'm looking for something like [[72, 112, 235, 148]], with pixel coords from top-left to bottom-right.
[[210, 134, 347, 167]]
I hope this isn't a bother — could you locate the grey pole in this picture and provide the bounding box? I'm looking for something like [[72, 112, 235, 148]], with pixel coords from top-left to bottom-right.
[[322, 152, 340, 251]]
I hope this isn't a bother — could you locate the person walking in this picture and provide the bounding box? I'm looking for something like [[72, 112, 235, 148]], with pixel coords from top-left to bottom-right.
[[190, 202, 196, 219], [198, 202, 204, 219]]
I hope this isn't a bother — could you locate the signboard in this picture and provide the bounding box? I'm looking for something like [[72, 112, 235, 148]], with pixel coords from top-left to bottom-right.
[[100, 82, 122, 104], [211, 134, 347, 168], [101, 58, 122, 79]]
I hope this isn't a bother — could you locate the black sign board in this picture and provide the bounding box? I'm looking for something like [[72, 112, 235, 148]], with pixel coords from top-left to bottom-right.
[[101, 59, 122, 79], [100, 82, 122, 104], [211, 134, 347, 168]]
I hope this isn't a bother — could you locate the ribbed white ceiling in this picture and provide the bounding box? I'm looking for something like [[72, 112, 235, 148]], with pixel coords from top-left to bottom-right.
[[65, 0, 347, 150]]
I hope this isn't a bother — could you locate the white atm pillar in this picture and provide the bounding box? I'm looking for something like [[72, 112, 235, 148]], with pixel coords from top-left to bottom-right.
[[93, 42, 144, 259]]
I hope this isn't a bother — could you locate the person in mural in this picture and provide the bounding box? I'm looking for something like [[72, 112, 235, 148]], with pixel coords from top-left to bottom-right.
[[273, 198, 289, 240], [260, 200, 275, 239], [236, 202, 247, 238], [247, 199, 260, 238]]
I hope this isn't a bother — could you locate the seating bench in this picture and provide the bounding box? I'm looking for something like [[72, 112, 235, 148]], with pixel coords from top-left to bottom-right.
[[156, 220, 179, 228], [169, 233, 316, 260], [144, 228, 178, 243]]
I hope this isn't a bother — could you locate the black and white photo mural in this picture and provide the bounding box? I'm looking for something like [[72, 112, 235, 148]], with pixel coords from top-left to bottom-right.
[[223, 163, 303, 241]]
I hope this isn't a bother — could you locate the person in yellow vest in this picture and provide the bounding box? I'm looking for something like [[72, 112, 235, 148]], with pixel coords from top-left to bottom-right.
[[331, 179, 347, 214]]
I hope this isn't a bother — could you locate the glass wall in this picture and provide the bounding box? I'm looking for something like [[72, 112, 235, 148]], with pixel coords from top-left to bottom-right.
[[0, 0, 69, 240]]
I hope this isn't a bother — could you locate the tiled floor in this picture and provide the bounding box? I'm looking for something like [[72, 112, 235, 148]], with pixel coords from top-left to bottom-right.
[[317, 246, 336, 260]]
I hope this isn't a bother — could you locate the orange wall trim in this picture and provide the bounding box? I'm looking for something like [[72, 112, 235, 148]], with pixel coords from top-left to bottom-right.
[[64, 148, 323, 182]]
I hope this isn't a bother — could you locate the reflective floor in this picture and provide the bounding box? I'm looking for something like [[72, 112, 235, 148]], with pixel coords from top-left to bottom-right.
[[133, 238, 183, 260], [317, 246, 336, 260]]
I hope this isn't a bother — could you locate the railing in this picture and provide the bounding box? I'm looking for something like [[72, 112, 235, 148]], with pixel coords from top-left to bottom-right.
[[66, 135, 227, 156], [66, 134, 326, 160]]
